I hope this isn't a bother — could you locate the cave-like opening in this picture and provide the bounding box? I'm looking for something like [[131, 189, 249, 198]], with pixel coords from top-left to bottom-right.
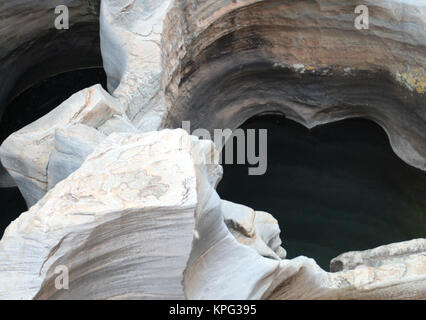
[[217, 114, 426, 270]]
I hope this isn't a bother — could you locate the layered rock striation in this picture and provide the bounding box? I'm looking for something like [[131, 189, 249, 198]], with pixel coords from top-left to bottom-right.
[[100, 0, 426, 170], [0, 0, 101, 114]]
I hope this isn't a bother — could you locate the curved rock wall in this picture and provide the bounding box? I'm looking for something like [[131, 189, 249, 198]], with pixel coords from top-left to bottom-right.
[[0, 0, 101, 116], [0, 0, 103, 187], [100, 0, 426, 170]]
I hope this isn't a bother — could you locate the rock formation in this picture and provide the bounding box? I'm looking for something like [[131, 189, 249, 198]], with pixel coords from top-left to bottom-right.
[[1, 84, 138, 207], [0, 0, 425, 299], [0, 129, 424, 299], [101, 0, 426, 170]]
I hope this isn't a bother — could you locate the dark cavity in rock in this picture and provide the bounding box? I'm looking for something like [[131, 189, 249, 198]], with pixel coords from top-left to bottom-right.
[[217, 114, 426, 271]]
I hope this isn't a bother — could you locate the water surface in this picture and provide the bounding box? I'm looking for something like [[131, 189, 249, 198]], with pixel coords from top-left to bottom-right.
[[217, 115, 426, 270]]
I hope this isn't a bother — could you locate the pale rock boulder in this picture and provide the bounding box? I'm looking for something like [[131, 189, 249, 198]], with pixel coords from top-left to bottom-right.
[[186, 236, 426, 299], [47, 124, 106, 190], [327, 239, 426, 300], [100, 0, 178, 131], [0, 129, 425, 299], [221, 200, 287, 260], [0, 129, 199, 299], [0, 84, 137, 207], [0, 129, 285, 299], [269, 239, 426, 300], [330, 238, 426, 272]]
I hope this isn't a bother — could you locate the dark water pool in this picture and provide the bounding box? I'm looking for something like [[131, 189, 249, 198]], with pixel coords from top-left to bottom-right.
[[217, 115, 426, 270], [0, 187, 27, 238]]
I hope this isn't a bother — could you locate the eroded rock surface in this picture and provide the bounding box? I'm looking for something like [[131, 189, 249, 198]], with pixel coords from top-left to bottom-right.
[[0, 129, 284, 299], [0, 129, 424, 300], [0, 84, 137, 207], [100, 0, 426, 170], [330, 238, 426, 272], [0, 130, 199, 299]]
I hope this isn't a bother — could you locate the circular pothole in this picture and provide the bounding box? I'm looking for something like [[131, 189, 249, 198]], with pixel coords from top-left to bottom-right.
[[217, 114, 426, 270]]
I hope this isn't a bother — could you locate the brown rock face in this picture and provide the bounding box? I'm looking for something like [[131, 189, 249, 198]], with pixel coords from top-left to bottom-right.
[[98, 0, 426, 170], [161, 0, 426, 170]]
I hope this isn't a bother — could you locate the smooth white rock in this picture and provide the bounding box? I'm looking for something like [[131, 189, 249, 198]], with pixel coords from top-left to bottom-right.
[[0, 84, 137, 207]]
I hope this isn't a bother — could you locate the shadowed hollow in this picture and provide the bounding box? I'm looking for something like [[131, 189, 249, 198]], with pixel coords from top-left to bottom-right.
[[217, 115, 426, 270]]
